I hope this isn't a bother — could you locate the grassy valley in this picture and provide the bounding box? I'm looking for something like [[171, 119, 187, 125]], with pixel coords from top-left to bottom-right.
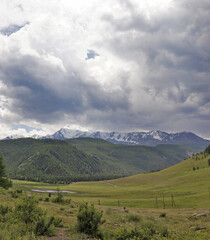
[[0, 149, 209, 239], [21, 146, 209, 209]]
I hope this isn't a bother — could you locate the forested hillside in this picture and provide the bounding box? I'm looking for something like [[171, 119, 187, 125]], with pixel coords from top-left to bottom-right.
[[0, 138, 193, 183], [0, 139, 128, 183], [68, 138, 192, 172]]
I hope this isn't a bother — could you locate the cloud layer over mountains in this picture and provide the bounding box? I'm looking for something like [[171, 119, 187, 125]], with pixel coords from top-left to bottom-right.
[[0, 0, 209, 138]]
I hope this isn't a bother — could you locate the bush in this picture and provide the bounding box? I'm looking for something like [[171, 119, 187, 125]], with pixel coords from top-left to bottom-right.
[[0, 205, 10, 216], [16, 189, 23, 194], [127, 214, 142, 222], [116, 228, 142, 240], [116, 220, 168, 240], [15, 196, 43, 225], [159, 212, 166, 218], [53, 217, 64, 227], [77, 202, 104, 236], [15, 195, 55, 236], [52, 191, 64, 204], [34, 216, 55, 236], [44, 197, 49, 202], [106, 208, 113, 215], [10, 190, 19, 198]]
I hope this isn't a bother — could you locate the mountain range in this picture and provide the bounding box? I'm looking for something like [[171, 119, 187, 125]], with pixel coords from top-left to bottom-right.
[[4, 128, 210, 153], [46, 128, 210, 152]]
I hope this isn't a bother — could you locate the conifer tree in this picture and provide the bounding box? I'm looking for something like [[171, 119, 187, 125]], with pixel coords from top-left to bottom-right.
[[0, 153, 12, 189]]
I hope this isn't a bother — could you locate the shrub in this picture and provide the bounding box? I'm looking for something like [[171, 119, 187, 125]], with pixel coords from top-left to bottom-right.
[[106, 208, 112, 215], [116, 220, 168, 240], [116, 228, 142, 240], [10, 190, 19, 198], [77, 202, 104, 236], [159, 212, 166, 218], [15, 196, 43, 225], [53, 217, 63, 227], [14, 195, 55, 236], [52, 191, 64, 204], [0, 205, 10, 216], [16, 189, 23, 194], [34, 216, 55, 236], [127, 214, 142, 222]]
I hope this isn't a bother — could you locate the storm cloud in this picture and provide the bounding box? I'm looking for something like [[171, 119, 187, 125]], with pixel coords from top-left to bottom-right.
[[0, 0, 209, 138]]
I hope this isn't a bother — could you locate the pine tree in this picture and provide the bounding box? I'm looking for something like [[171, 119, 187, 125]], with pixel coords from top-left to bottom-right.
[[0, 153, 12, 189], [205, 145, 210, 154]]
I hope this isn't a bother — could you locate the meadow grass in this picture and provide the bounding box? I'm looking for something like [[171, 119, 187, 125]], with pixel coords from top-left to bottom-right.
[[12, 153, 210, 209], [2, 152, 209, 239]]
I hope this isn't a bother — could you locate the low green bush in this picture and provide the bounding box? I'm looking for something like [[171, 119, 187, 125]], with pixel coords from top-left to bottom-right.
[[10, 190, 19, 198], [14, 195, 55, 236], [159, 212, 166, 218], [127, 214, 142, 222], [77, 202, 104, 237], [52, 191, 64, 204], [116, 228, 142, 240], [34, 216, 55, 236], [53, 217, 64, 227], [15, 196, 43, 225], [116, 220, 168, 240], [0, 205, 10, 216], [106, 208, 113, 215]]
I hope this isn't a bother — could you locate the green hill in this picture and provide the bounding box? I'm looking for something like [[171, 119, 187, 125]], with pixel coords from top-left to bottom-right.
[[68, 138, 192, 172], [63, 147, 210, 208], [0, 138, 127, 183], [0, 138, 193, 183]]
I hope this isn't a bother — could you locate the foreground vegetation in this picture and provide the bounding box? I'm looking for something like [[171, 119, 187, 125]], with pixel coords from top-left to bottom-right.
[[0, 189, 209, 239]]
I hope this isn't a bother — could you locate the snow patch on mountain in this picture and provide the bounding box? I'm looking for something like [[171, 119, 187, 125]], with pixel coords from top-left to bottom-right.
[[3, 127, 210, 150]]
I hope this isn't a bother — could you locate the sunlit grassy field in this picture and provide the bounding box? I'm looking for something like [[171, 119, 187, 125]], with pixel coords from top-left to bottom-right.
[[12, 152, 210, 209], [1, 152, 209, 239]]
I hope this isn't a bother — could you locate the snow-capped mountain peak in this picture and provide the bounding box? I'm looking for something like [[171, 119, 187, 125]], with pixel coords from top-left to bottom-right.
[[44, 128, 210, 148], [2, 128, 209, 150]]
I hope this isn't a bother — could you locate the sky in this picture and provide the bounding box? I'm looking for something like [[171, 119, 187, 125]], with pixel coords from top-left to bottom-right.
[[0, 0, 209, 139]]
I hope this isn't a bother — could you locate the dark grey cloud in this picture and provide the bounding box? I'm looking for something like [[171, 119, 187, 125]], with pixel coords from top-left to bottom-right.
[[0, 0, 210, 138], [97, 0, 210, 136], [0, 53, 130, 124]]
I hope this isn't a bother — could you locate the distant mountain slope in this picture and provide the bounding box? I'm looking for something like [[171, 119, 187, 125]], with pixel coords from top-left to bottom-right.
[[48, 128, 210, 152], [68, 138, 192, 172], [0, 138, 192, 183], [0, 138, 129, 183]]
